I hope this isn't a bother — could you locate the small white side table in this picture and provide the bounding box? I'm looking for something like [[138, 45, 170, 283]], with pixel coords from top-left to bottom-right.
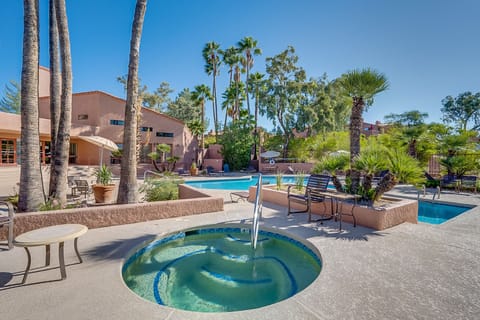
[[13, 224, 88, 283]]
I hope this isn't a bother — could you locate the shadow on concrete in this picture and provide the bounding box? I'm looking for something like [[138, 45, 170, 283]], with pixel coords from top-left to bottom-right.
[[84, 234, 156, 261], [225, 201, 387, 242]]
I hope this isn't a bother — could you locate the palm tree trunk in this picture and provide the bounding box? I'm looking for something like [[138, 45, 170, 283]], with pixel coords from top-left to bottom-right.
[[117, 0, 147, 204], [48, 0, 61, 198], [19, 0, 44, 212], [253, 87, 259, 160], [349, 97, 364, 193], [212, 71, 217, 142], [51, 0, 72, 206]]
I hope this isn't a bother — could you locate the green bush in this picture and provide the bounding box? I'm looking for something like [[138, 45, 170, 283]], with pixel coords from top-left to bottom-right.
[[312, 153, 349, 174], [387, 149, 424, 185], [140, 178, 184, 202], [220, 122, 254, 171]]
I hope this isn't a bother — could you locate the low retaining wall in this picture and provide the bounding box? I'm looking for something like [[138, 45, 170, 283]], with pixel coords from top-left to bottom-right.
[[0, 184, 223, 240], [250, 185, 418, 230]]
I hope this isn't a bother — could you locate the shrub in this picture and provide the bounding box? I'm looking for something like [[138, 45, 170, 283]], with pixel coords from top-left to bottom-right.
[[387, 149, 424, 185], [140, 178, 184, 202]]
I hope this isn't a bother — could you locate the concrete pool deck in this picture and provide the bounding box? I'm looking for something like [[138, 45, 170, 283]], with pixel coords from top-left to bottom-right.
[[1, 185, 480, 319]]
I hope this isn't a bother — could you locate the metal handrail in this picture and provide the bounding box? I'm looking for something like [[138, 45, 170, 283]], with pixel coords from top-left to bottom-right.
[[143, 170, 164, 181], [251, 174, 263, 249]]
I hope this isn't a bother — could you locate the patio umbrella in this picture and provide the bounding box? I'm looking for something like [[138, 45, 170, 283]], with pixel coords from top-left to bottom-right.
[[330, 150, 349, 157], [77, 135, 119, 166], [260, 150, 280, 158]]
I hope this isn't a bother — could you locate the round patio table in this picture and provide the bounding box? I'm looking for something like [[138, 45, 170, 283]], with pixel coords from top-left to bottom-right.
[[13, 224, 88, 283]]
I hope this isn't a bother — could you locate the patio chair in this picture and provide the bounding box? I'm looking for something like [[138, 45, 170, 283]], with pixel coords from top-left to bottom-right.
[[0, 200, 15, 250], [460, 175, 477, 193], [372, 169, 389, 184], [287, 174, 330, 222], [68, 176, 77, 196], [440, 174, 459, 192], [74, 179, 91, 198]]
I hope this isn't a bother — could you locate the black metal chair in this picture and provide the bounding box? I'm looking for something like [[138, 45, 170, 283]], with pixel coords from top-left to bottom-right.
[[74, 180, 90, 198], [0, 201, 15, 250], [287, 174, 330, 222], [460, 175, 477, 193]]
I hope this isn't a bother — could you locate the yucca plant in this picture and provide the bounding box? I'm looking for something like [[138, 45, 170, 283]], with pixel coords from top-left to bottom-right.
[[294, 171, 306, 191], [313, 154, 349, 192], [275, 171, 283, 190], [387, 149, 424, 185]]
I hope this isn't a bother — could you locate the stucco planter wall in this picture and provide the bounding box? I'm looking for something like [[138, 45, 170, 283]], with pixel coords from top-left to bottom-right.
[[0, 184, 223, 240], [249, 185, 418, 230]]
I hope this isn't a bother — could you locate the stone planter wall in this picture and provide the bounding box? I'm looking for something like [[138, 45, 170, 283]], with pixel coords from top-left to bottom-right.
[[0, 184, 223, 240], [250, 185, 418, 230]]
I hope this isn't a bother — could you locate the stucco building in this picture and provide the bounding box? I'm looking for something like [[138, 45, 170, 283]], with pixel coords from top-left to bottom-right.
[[0, 67, 198, 169]]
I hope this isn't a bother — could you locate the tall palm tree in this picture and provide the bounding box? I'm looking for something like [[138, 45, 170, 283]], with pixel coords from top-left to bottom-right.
[[222, 47, 242, 125], [248, 72, 265, 160], [191, 84, 212, 166], [237, 37, 261, 116], [340, 68, 389, 192], [117, 0, 147, 204], [202, 42, 221, 142], [48, 0, 61, 199], [19, 0, 44, 212], [50, 0, 73, 206]]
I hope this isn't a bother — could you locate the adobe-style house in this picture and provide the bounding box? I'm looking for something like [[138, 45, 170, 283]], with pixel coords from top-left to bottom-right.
[[0, 67, 198, 169]]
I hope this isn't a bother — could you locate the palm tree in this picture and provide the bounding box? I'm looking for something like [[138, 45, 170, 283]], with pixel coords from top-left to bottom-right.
[[117, 0, 147, 204], [48, 0, 61, 199], [222, 47, 242, 125], [0, 80, 21, 113], [18, 0, 44, 212], [202, 42, 222, 142], [49, 0, 73, 206], [340, 68, 389, 193], [237, 37, 262, 116], [249, 72, 265, 160], [192, 84, 212, 166]]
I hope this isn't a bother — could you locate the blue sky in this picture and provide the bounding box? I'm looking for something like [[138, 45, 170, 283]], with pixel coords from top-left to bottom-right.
[[1, 0, 479, 131]]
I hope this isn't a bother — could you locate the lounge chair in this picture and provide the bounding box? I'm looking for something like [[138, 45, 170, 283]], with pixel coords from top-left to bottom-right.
[[440, 174, 459, 192], [287, 174, 330, 222], [0, 201, 15, 250], [460, 175, 477, 193], [230, 191, 250, 203]]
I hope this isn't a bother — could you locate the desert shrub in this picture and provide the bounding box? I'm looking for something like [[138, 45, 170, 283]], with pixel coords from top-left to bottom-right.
[[140, 178, 184, 202]]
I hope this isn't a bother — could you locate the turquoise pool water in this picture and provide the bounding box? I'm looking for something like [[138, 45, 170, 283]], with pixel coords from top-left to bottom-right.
[[185, 175, 305, 190], [122, 226, 322, 312], [418, 201, 471, 224]]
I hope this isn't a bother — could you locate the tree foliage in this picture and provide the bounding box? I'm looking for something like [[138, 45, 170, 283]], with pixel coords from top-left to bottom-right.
[[0, 80, 21, 114], [441, 91, 480, 131], [220, 122, 254, 171], [384, 110, 428, 127]]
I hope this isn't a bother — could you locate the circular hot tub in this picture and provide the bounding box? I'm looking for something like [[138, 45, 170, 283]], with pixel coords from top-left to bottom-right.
[[122, 224, 322, 312]]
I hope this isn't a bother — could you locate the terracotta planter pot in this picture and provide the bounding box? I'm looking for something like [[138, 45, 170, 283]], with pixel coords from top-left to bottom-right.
[[190, 168, 198, 176], [92, 184, 116, 203]]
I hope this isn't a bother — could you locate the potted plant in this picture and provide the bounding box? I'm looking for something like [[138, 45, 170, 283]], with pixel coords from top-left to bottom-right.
[[190, 162, 199, 176], [92, 164, 116, 203]]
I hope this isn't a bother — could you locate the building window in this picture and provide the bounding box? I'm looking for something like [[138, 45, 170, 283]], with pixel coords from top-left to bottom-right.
[[141, 126, 153, 132], [1, 139, 15, 164], [78, 114, 88, 120], [156, 132, 174, 137], [110, 119, 125, 126]]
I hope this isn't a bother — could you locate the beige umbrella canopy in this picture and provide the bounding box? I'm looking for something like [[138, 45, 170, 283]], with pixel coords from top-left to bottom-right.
[[77, 136, 119, 166], [260, 150, 280, 158]]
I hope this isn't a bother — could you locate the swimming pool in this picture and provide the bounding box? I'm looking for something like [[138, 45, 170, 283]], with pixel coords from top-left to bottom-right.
[[418, 201, 471, 224], [122, 224, 322, 312], [185, 175, 303, 190]]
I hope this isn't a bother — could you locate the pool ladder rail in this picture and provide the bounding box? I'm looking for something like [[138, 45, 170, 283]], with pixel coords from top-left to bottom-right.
[[251, 174, 263, 249], [418, 185, 441, 200]]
